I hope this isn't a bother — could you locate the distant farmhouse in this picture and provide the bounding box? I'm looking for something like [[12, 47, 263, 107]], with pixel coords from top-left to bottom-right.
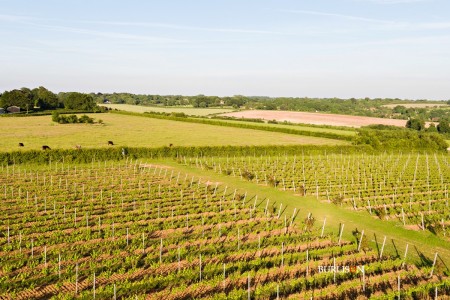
[[6, 106, 20, 113]]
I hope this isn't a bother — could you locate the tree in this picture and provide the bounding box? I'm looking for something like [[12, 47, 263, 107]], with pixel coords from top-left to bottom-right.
[[52, 111, 60, 122], [437, 119, 450, 134], [63, 92, 96, 110], [33, 86, 59, 109], [427, 123, 438, 133], [0, 89, 34, 111], [406, 118, 425, 131]]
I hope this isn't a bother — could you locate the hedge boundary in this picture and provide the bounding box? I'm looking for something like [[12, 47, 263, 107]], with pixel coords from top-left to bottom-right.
[[0, 145, 373, 165]]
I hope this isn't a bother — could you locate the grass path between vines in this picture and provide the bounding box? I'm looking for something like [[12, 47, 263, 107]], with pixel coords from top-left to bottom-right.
[[155, 158, 450, 268]]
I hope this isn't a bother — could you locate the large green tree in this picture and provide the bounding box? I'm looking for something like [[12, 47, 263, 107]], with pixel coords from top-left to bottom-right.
[[437, 119, 450, 134], [406, 118, 425, 131], [32, 86, 59, 109], [63, 92, 96, 110], [0, 89, 34, 111]]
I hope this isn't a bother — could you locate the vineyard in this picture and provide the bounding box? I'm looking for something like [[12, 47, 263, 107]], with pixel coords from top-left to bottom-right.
[[182, 153, 450, 239], [0, 159, 449, 299]]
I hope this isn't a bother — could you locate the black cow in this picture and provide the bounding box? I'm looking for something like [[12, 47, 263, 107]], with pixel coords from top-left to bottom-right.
[[42, 145, 51, 150], [108, 141, 114, 146], [18, 143, 24, 147]]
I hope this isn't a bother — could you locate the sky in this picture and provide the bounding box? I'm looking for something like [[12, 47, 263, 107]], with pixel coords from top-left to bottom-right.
[[1, 0, 449, 99]]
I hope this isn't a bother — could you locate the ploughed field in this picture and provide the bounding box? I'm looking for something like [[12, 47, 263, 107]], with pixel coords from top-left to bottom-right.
[[182, 153, 450, 240], [221, 110, 409, 128], [0, 160, 449, 299]]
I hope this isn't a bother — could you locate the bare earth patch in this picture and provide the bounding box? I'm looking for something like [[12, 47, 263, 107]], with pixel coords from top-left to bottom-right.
[[139, 164, 174, 169], [221, 110, 408, 128], [405, 224, 421, 231]]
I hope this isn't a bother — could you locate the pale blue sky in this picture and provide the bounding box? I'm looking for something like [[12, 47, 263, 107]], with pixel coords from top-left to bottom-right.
[[1, 0, 449, 99]]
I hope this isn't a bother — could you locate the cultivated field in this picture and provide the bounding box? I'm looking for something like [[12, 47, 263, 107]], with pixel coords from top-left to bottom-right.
[[99, 104, 235, 116], [0, 160, 448, 299], [0, 114, 347, 152], [221, 110, 408, 128]]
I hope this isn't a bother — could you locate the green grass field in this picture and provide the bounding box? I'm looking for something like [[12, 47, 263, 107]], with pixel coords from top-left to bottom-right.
[[0, 113, 347, 151], [99, 103, 235, 116], [212, 118, 357, 137]]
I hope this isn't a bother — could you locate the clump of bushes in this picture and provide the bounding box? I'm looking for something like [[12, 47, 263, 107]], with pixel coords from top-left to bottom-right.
[[267, 175, 279, 187], [242, 170, 255, 181], [332, 194, 344, 205], [355, 128, 448, 151], [52, 111, 96, 124]]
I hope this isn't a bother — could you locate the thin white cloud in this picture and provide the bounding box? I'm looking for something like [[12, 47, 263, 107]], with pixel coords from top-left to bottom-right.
[[79, 20, 287, 36], [279, 9, 394, 24], [280, 9, 450, 32], [0, 14, 32, 22], [360, 0, 431, 4], [54, 26, 184, 43]]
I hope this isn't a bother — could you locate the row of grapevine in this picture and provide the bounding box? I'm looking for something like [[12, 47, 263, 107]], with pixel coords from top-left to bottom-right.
[[0, 159, 448, 299]]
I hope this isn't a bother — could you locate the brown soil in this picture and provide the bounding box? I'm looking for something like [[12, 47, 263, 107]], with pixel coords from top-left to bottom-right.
[[221, 110, 408, 128]]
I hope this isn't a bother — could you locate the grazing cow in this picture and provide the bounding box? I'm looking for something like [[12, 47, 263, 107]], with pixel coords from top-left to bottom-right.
[[42, 145, 51, 150], [169, 143, 173, 147], [75, 145, 82, 150], [18, 143, 24, 147], [108, 141, 114, 146]]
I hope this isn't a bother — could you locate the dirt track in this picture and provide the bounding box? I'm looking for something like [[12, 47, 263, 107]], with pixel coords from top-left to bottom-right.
[[221, 110, 408, 128]]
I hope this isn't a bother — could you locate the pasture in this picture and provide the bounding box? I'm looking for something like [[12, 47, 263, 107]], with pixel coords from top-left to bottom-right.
[[0, 113, 347, 152]]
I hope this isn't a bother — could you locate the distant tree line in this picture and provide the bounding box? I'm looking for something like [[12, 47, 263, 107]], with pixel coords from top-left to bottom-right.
[[92, 92, 450, 121], [0, 87, 99, 112], [2, 87, 449, 122]]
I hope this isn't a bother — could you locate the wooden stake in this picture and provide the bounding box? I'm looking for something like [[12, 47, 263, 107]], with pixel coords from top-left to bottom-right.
[[430, 252, 438, 277], [290, 208, 297, 226], [402, 244, 409, 268], [199, 254, 202, 282], [247, 273, 251, 300], [358, 230, 364, 252], [159, 238, 163, 263], [321, 218, 326, 237], [93, 272, 96, 300], [338, 224, 344, 245], [379, 236, 386, 259], [75, 264, 78, 295]]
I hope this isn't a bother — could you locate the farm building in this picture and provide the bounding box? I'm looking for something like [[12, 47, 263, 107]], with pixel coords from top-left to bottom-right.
[[6, 106, 20, 113]]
